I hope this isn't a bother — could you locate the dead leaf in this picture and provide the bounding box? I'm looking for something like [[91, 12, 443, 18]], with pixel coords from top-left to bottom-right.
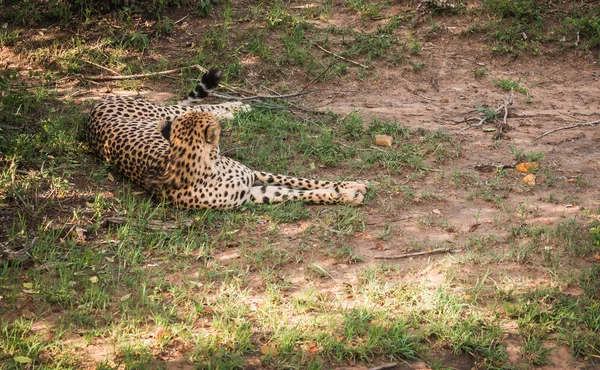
[[107, 172, 115, 182], [522, 174, 536, 186], [155, 327, 165, 341], [260, 343, 278, 357], [307, 342, 319, 354], [74, 227, 86, 242], [432, 209, 441, 215], [469, 223, 481, 233], [89, 276, 99, 284], [516, 162, 539, 173], [375, 135, 393, 147], [375, 243, 384, 251], [594, 254, 600, 261], [203, 306, 214, 314]]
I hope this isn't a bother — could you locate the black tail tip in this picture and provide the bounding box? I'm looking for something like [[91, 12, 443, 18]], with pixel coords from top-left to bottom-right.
[[202, 68, 223, 90]]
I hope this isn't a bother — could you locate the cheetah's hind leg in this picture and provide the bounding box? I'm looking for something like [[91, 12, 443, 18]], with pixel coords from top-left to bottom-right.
[[253, 171, 367, 193], [248, 185, 365, 206]]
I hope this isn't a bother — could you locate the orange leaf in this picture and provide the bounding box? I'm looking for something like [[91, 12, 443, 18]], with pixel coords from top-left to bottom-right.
[[516, 162, 539, 173], [375, 243, 384, 251], [522, 174, 536, 186], [155, 327, 165, 341], [594, 254, 600, 261]]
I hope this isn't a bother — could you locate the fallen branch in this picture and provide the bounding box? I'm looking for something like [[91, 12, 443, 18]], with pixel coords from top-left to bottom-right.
[[104, 216, 193, 231], [368, 363, 399, 370], [85, 64, 208, 82], [375, 248, 454, 260], [534, 119, 600, 141], [315, 43, 369, 69], [458, 90, 514, 133], [212, 90, 312, 102]]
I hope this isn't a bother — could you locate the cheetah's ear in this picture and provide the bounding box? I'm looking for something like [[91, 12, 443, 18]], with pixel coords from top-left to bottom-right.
[[205, 124, 221, 145], [157, 119, 172, 141]]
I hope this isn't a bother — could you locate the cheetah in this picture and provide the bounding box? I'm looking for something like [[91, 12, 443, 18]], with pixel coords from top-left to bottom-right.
[[87, 69, 367, 209]]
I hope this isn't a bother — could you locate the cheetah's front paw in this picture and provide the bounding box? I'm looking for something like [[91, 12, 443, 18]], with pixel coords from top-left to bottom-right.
[[338, 187, 365, 205], [339, 181, 368, 194]]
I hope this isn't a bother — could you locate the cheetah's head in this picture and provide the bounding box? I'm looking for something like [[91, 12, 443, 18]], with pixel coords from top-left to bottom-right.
[[168, 111, 221, 149]]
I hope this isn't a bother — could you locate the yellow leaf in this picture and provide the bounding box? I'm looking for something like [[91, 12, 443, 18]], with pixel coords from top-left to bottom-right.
[[22, 282, 33, 289], [522, 174, 536, 186], [375, 135, 393, 147], [22, 289, 39, 294], [89, 276, 99, 284], [516, 162, 539, 173], [107, 172, 115, 182], [13, 356, 32, 364]]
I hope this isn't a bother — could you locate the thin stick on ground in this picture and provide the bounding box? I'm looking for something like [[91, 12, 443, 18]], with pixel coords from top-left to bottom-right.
[[212, 90, 312, 102], [534, 119, 600, 140], [458, 90, 514, 133], [85, 65, 202, 81], [104, 217, 193, 231], [315, 43, 369, 69], [374, 248, 454, 260], [82, 60, 120, 76], [368, 363, 399, 370]]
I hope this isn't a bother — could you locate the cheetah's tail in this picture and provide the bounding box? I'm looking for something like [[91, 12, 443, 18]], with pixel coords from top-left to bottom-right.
[[178, 68, 223, 106]]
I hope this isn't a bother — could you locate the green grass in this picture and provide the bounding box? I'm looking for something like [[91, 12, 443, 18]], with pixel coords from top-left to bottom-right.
[[493, 78, 528, 93]]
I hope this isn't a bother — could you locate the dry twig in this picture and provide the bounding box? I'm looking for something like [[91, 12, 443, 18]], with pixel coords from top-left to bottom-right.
[[368, 363, 399, 370], [315, 44, 369, 69], [82, 60, 120, 76], [534, 119, 600, 141], [458, 90, 514, 133], [375, 248, 454, 260], [85, 64, 208, 82], [104, 217, 193, 231]]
